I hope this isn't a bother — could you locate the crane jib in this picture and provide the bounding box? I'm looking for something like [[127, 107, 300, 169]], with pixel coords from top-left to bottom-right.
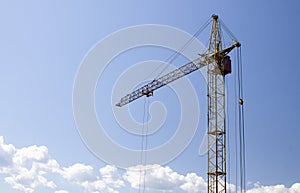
[[115, 42, 240, 107], [115, 59, 206, 107]]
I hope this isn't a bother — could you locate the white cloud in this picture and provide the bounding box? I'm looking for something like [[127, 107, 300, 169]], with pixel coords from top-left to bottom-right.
[[180, 173, 206, 193], [58, 163, 125, 193], [81, 179, 120, 193], [124, 164, 206, 192], [60, 163, 96, 183], [0, 136, 57, 193], [13, 145, 49, 165], [3, 165, 57, 193], [227, 182, 236, 192], [54, 190, 69, 193], [1, 135, 300, 193], [0, 136, 15, 168], [78, 165, 125, 193], [100, 165, 125, 188], [246, 182, 300, 193]]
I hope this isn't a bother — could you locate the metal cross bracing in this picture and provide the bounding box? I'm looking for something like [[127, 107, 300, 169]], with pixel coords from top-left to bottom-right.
[[207, 14, 227, 193], [116, 14, 241, 193]]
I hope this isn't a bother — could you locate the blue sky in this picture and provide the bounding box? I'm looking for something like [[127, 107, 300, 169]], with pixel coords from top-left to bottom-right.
[[0, 1, 300, 193]]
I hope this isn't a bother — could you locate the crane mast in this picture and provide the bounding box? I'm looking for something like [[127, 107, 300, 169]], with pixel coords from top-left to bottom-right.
[[207, 14, 226, 193], [116, 14, 240, 193]]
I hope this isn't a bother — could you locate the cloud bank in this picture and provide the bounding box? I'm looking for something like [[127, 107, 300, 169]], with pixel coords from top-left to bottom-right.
[[0, 136, 299, 193], [0, 136, 123, 193]]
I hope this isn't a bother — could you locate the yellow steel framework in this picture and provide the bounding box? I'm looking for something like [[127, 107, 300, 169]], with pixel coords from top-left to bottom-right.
[[116, 14, 241, 193], [207, 14, 226, 193]]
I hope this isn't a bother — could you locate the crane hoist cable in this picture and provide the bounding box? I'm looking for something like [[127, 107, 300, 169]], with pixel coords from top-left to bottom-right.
[[237, 47, 246, 193], [138, 97, 150, 193], [138, 98, 147, 193], [219, 20, 245, 193], [234, 46, 245, 193], [234, 47, 238, 193], [143, 98, 150, 193], [234, 47, 240, 193]]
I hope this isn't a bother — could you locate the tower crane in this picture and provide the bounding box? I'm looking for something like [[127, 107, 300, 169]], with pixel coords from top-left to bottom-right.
[[116, 14, 241, 193]]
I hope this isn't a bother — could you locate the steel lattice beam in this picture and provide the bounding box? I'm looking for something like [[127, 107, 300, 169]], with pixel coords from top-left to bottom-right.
[[116, 58, 207, 107]]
